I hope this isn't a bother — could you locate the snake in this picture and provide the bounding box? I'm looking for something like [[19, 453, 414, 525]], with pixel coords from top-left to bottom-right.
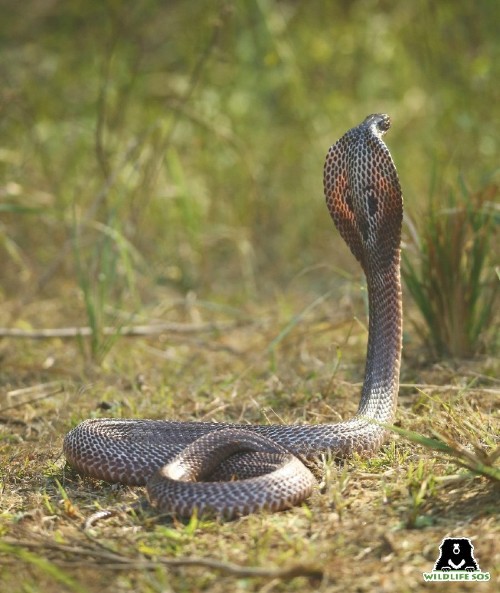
[[64, 113, 403, 519]]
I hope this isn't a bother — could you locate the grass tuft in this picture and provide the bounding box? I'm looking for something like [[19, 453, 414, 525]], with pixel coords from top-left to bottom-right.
[[72, 213, 141, 363], [402, 181, 499, 359]]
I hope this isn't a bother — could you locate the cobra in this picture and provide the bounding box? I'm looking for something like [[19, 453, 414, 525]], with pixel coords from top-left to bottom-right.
[[64, 114, 403, 518]]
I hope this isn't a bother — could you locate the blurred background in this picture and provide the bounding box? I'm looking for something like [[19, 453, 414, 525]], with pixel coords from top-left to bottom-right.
[[1, 0, 498, 359]]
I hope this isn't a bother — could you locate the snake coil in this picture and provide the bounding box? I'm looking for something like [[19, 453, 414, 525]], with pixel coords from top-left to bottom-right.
[[64, 114, 403, 518]]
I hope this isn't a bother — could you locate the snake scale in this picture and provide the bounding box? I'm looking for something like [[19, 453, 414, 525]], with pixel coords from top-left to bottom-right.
[[64, 114, 403, 518]]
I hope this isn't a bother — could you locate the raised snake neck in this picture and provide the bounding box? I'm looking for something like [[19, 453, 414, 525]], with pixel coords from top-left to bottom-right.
[[64, 114, 403, 518]]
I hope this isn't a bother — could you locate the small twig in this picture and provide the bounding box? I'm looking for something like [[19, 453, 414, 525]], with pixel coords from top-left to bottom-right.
[[0, 321, 239, 339], [463, 370, 500, 385], [6, 381, 64, 398], [0, 538, 322, 580], [0, 382, 64, 413], [399, 383, 500, 395], [0, 416, 27, 426], [82, 501, 149, 530], [0, 559, 321, 577], [335, 380, 500, 395], [0, 391, 62, 413]]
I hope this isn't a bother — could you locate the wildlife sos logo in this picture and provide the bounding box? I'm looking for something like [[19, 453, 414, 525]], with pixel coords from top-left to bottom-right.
[[423, 537, 490, 582]]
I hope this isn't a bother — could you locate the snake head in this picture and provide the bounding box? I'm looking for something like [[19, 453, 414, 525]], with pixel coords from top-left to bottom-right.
[[324, 114, 402, 273], [361, 113, 391, 137]]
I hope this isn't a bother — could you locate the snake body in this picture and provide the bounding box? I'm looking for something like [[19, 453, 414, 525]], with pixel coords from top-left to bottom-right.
[[64, 114, 403, 518]]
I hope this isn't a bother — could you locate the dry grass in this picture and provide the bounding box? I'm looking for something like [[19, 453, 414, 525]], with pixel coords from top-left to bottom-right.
[[1, 293, 498, 593], [1, 3, 498, 591]]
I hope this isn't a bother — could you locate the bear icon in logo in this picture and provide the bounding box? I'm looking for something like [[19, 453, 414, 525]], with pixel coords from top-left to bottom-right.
[[433, 538, 479, 572]]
